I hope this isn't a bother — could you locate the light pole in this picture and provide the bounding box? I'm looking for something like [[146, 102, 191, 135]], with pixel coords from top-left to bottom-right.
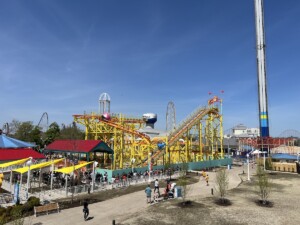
[[263, 151, 267, 171], [148, 153, 151, 183], [91, 161, 99, 193], [50, 160, 54, 190], [26, 157, 33, 200], [65, 173, 68, 196], [247, 154, 250, 181], [227, 135, 230, 158], [131, 158, 136, 173]]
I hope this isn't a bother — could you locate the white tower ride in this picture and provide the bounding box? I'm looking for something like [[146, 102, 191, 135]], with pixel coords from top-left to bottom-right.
[[254, 0, 269, 137]]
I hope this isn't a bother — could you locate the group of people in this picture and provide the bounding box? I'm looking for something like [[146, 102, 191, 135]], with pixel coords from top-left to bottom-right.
[[145, 179, 161, 204], [144, 178, 177, 204]]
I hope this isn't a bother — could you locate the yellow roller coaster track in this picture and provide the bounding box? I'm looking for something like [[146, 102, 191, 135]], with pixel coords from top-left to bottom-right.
[[73, 114, 150, 143], [146, 106, 221, 165], [73, 98, 223, 169]]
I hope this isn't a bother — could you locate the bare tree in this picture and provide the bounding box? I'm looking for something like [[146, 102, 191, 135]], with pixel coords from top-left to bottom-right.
[[177, 160, 191, 202], [215, 168, 229, 203], [256, 165, 272, 205]]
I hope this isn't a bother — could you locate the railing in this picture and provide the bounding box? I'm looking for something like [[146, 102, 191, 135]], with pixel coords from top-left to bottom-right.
[[168, 106, 209, 145]]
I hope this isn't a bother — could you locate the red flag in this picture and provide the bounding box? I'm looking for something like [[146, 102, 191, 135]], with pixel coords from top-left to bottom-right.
[[208, 92, 212, 95]]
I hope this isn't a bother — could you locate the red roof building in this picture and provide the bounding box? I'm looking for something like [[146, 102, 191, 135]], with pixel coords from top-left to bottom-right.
[[0, 148, 45, 161], [45, 140, 113, 154], [44, 140, 114, 163]]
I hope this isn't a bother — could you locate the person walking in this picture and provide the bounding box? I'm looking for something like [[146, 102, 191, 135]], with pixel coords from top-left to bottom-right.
[[145, 184, 152, 204], [202, 170, 206, 180], [83, 199, 89, 221], [205, 174, 209, 186], [154, 179, 160, 196]]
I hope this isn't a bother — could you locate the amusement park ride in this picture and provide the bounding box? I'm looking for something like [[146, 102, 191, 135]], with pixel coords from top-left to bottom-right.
[[73, 93, 224, 170]]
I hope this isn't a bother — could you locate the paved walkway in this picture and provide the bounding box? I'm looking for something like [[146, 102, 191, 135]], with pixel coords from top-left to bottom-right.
[[26, 165, 256, 225]]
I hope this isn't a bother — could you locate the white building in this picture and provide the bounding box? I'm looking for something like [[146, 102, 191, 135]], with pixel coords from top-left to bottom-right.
[[227, 124, 260, 138]]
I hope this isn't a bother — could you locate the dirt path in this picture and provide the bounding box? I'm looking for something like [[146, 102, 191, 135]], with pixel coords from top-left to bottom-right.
[[26, 166, 248, 225]]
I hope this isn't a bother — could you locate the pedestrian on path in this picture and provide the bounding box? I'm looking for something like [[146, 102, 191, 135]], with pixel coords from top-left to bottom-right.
[[205, 174, 209, 186], [202, 170, 206, 180], [145, 184, 152, 204], [154, 179, 160, 196], [83, 199, 89, 221]]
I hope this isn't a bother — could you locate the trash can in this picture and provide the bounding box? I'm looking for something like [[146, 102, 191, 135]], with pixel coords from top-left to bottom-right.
[[174, 186, 182, 198]]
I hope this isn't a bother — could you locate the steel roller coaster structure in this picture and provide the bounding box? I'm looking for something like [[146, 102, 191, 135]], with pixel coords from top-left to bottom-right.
[[73, 96, 224, 170]]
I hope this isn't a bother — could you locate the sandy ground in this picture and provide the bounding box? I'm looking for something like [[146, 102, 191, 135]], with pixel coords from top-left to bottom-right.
[[24, 164, 300, 225]]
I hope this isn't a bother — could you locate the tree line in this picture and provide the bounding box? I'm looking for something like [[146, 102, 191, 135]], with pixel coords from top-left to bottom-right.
[[6, 120, 85, 149]]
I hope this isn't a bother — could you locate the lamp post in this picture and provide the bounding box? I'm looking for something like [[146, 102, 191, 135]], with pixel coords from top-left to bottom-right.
[[131, 158, 136, 173], [50, 160, 54, 190], [148, 153, 151, 183], [65, 173, 68, 196], [91, 161, 98, 193], [263, 151, 267, 171], [247, 154, 250, 181], [227, 135, 230, 158], [26, 157, 33, 200]]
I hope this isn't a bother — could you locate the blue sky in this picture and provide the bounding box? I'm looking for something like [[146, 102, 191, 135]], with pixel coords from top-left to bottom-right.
[[0, 0, 299, 136]]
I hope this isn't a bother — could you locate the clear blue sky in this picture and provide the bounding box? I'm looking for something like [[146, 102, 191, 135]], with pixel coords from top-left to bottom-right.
[[1, 0, 299, 136]]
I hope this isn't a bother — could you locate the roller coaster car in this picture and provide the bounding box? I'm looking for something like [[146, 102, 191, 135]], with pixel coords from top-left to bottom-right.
[[102, 113, 111, 120], [157, 142, 166, 149]]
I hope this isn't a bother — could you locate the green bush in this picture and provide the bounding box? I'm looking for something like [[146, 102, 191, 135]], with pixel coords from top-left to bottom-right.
[[0, 197, 41, 223], [0, 207, 6, 217], [23, 197, 40, 214]]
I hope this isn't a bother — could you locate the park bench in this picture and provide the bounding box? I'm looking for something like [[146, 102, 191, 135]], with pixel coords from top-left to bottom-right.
[[34, 202, 60, 217]]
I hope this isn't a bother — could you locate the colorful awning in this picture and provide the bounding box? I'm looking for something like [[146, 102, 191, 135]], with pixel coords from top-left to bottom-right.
[[13, 158, 64, 174], [54, 161, 93, 174], [0, 158, 29, 168]]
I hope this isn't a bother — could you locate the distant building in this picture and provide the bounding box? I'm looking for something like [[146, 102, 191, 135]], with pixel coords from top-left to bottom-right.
[[229, 124, 260, 138]]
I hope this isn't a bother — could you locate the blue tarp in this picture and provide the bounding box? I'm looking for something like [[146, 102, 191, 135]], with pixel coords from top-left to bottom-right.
[[271, 153, 298, 160], [0, 134, 35, 148]]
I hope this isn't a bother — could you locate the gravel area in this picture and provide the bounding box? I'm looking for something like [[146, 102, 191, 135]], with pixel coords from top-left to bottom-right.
[[118, 169, 300, 225]]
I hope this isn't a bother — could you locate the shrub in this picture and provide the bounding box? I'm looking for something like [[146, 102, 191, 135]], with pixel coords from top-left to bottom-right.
[[23, 197, 40, 214], [256, 165, 272, 204], [0, 207, 6, 217], [215, 169, 229, 203]]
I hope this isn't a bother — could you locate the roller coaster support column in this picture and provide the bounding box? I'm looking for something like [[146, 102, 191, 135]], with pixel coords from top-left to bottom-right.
[[185, 129, 189, 163], [199, 122, 203, 161]]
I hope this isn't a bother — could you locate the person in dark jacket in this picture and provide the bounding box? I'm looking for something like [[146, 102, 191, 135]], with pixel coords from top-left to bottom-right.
[[83, 199, 89, 221]]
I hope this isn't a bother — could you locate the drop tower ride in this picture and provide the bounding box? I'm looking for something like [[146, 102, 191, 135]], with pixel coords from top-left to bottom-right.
[[254, 0, 269, 137]]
